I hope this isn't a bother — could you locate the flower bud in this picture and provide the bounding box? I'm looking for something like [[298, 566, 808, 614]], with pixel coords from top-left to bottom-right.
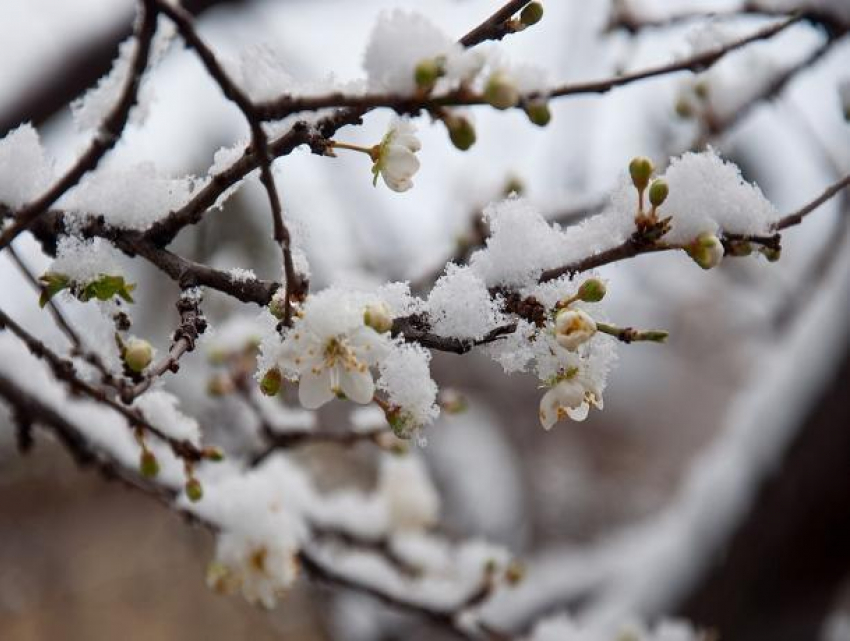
[[363, 302, 393, 334], [524, 100, 551, 127], [186, 477, 204, 502], [124, 338, 153, 373], [520, 2, 544, 27], [445, 114, 476, 151], [207, 373, 234, 397], [554, 309, 597, 351], [269, 291, 287, 320], [577, 278, 606, 303], [761, 245, 781, 262], [484, 72, 520, 110], [260, 367, 283, 396], [629, 157, 654, 191], [139, 450, 160, 478], [675, 97, 694, 119], [688, 232, 724, 269], [648, 179, 669, 207], [504, 560, 525, 585], [203, 446, 225, 462], [414, 58, 443, 90]]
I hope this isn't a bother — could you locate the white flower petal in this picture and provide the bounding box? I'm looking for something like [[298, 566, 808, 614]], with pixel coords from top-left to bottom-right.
[[384, 146, 420, 180], [566, 402, 590, 422], [339, 367, 375, 404], [298, 368, 335, 409]]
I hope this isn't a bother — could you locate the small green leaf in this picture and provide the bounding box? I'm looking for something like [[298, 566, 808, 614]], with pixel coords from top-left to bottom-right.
[[79, 274, 136, 303], [38, 272, 71, 308]]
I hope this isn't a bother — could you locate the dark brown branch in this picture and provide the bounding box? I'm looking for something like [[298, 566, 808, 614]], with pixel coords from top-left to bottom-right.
[[0, 0, 159, 251], [392, 316, 518, 355], [0, 306, 204, 461], [300, 549, 497, 641], [253, 15, 801, 121], [152, 0, 301, 324], [120, 291, 207, 403], [459, 0, 533, 47], [775, 173, 850, 230]]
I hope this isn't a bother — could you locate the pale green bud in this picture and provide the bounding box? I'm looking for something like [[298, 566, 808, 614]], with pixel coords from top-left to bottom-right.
[[484, 73, 520, 110], [124, 338, 153, 373], [140, 450, 160, 478], [520, 2, 544, 27], [577, 278, 606, 303], [648, 179, 669, 207], [445, 114, 476, 151], [414, 58, 443, 90], [260, 367, 282, 396], [185, 478, 203, 502], [688, 232, 724, 269], [629, 157, 654, 191], [363, 302, 393, 334], [524, 101, 551, 127]]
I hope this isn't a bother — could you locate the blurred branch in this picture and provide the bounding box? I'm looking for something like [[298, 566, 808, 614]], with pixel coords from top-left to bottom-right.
[[0, 0, 250, 138], [0, 0, 159, 252]]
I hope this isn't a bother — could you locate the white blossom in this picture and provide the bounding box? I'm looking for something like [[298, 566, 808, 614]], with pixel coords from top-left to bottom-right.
[[554, 309, 597, 351], [372, 119, 421, 192], [538, 375, 603, 429]]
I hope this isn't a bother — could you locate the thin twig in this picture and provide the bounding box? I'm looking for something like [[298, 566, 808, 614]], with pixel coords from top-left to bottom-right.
[[459, 0, 532, 47], [253, 15, 801, 121], [0, 307, 204, 461], [120, 291, 207, 403]]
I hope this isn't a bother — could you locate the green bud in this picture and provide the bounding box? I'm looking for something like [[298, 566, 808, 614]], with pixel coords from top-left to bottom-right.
[[363, 303, 393, 334], [203, 446, 225, 462], [761, 245, 781, 262], [484, 73, 520, 110], [693, 81, 709, 101], [185, 478, 203, 502], [503, 176, 525, 196], [648, 179, 669, 208], [687, 232, 724, 269], [727, 240, 753, 257], [268, 293, 287, 320], [504, 560, 525, 585], [124, 338, 153, 373], [675, 97, 695, 119], [629, 157, 654, 191], [520, 2, 544, 27], [446, 115, 477, 151], [260, 367, 282, 396], [524, 101, 551, 127], [140, 450, 160, 478], [577, 278, 606, 303], [414, 58, 442, 90]]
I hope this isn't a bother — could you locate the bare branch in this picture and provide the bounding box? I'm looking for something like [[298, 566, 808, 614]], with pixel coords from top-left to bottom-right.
[[459, 0, 533, 47]]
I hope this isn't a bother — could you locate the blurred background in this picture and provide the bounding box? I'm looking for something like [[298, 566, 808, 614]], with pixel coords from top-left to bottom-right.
[[1, 0, 849, 639]]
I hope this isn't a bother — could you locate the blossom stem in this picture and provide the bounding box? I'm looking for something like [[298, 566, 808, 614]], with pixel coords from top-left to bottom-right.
[[596, 322, 669, 344], [329, 140, 378, 159]]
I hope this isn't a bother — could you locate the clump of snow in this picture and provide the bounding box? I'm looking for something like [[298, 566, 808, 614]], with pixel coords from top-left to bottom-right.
[[660, 148, 778, 243], [377, 343, 439, 428], [134, 390, 202, 446], [526, 613, 700, 641], [0, 124, 54, 208], [363, 10, 457, 94], [59, 161, 198, 230], [469, 197, 567, 288], [377, 454, 440, 532], [227, 267, 257, 282], [71, 17, 175, 132], [427, 264, 505, 340], [51, 235, 127, 284]]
